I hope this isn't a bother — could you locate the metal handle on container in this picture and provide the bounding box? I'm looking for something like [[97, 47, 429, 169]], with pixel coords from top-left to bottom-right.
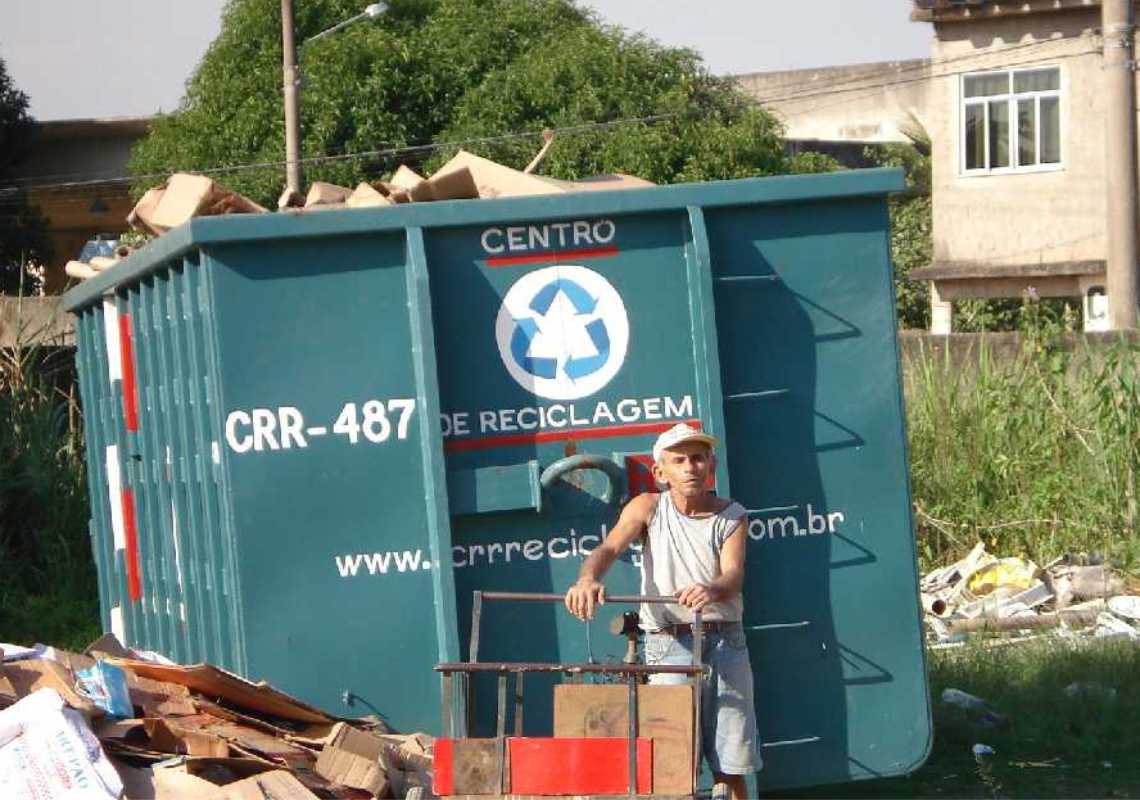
[[539, 454, 627, 506]]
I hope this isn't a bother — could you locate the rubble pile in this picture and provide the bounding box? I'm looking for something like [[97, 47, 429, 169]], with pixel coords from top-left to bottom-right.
[[921, 542, 1140, 645], [66, 146, 654, 282], [0, 635, 431, 800]]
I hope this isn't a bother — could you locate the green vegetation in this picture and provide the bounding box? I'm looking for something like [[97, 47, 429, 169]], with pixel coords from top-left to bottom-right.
[[0, 56, 51, 294], [793, 638, 1140, 799], [0, 321, 99, 651], [129, 0, 835, 208], [906, 312, 1140, 574]]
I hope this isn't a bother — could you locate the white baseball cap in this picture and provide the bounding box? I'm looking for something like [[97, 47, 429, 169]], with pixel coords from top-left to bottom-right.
[[652, 423, 718, 463]]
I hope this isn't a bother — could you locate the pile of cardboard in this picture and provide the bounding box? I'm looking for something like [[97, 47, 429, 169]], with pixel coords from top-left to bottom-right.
[[65, 149, 653, 283], [0, 636, 431, 800], [921, 543, 1140, 644]]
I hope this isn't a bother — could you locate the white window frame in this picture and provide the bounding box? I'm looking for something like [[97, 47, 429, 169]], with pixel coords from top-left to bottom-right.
[[959, 65, 1063, 176]]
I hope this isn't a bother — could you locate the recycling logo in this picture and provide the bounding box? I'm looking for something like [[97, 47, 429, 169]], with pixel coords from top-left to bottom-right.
[[495, 265, 630, 400]]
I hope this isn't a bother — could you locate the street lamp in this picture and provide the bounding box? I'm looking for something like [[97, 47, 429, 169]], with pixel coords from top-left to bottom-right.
[[280, 1, 388, 200]]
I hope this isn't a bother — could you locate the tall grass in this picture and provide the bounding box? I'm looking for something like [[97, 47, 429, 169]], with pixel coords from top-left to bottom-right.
[[0, 307, 100, 650], [904, 307, 1140, 574]]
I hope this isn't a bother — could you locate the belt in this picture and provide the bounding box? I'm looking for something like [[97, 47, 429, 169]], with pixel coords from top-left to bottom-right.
[[653, 620, 735, 636]]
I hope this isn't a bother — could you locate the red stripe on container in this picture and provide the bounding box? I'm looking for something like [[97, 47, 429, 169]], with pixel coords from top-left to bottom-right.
[[121, 488, 142, 602], [485, 245, 619, 267], [444, 419, 701, 452], [118, 312, 139, 432]]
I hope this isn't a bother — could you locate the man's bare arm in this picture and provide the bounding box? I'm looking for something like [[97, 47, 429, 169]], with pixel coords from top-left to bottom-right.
[[564, 493, 657, 620], [675, 518, 747, 611]]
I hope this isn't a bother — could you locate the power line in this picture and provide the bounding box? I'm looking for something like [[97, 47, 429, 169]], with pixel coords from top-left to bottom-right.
[[0, 31, 1102, 201], [0, 112, 683, 198]]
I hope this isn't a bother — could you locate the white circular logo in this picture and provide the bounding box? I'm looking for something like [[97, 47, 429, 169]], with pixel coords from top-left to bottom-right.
[[495, 265, 629, 401]]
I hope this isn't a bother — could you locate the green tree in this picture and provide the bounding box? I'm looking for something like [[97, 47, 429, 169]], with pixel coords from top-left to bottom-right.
[[0, 55, 50, 294], [130, 0, 833, 207]]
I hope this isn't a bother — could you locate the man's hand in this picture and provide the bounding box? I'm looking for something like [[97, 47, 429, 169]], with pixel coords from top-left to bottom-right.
[[565, 579, 606, 620], [676, 583, 721, 611]]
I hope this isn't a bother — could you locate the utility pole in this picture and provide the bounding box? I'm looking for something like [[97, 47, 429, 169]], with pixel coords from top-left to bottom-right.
[[281, 0, 303, 196], [1103, 0, 1139, 329]]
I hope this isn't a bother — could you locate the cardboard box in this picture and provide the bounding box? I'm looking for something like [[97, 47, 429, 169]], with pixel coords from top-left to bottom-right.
[[553, 683, 694, 795], [314, 722, 389, 796]]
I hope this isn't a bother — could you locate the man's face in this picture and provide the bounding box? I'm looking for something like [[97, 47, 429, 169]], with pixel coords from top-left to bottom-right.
[[653, 441, 715, 497]]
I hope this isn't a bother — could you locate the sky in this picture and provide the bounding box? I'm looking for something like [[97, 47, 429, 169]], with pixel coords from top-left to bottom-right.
[[3, 1, 932, 121]]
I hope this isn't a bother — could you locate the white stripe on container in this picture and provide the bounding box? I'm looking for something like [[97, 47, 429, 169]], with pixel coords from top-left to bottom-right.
[[103, 298, 122, 382], [106, 445, 126, 551]]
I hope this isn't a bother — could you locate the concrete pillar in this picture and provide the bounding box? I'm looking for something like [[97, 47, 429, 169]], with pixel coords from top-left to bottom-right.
[[1103, 0, 1139, 329], [930, 282, 952, 335], [281, 0, 303, 196]]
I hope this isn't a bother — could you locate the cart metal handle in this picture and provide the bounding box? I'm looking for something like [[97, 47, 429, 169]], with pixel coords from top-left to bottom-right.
[[539, 454, 628, 506], [458, 590, 704, 796]]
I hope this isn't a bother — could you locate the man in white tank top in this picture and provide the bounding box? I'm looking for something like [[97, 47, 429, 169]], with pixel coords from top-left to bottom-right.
[[564, 423, 759, 800]]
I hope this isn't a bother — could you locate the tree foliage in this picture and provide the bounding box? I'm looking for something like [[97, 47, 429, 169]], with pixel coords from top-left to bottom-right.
[[130, 0, 832, 207], [0, 55, 49, 295]]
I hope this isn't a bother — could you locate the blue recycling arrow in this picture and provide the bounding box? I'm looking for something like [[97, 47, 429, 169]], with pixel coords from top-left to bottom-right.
[[510, 317, 557, 379], [529, 278, 598, 316], [563, 318, 611, 380]]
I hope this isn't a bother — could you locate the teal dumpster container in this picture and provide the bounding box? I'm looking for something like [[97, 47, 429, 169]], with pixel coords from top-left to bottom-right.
[[65, 168, 929, 791]]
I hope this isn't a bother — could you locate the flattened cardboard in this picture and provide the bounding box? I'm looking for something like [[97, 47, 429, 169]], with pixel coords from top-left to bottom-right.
[[431, 150, 564, 198], [345, 183, 393, 208], [150, 174, 217, 230], [304, 182, 352, 208], [85, 633, 134, 660], [3, 658, 98, 714], [388, 165, 425, 191], [108, 660, 334, 724], [570, 173, 656, 192], [145, 718, 231, 758], [127, 673, 196, 717], [424, 165, 479, 201], [225, 770, 319, 800], [151, 768, 229, 800], [553, 683, 694, 795], [127, 187, 166, 235], [315, 722, 389, 795]]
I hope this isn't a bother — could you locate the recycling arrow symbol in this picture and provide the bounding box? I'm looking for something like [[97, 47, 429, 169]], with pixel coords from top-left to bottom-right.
[[510, 278, 611, 381]]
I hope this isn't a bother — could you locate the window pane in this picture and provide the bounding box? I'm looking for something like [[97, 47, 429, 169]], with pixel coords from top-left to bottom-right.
[[1014, 68, 1060, 93], [1018, 98, 1037, 166], [965, 103, 985, 169], [1040, 96, 1060, 163], [989, 99, 1010, 168], [965, 72, 1010, 97]]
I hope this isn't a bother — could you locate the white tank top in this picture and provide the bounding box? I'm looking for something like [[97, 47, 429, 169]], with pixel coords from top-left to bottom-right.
[[639, 491, 748, 630]]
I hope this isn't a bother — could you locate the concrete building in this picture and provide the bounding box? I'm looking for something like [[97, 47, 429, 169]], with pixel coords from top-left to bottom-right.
[[909, 0, 1118, 332], [5, 117, 150, 294], [737, 59, 933, 149]]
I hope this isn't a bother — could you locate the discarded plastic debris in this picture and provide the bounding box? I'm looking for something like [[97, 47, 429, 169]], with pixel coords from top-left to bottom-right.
[[1062, 682, 1118, 703], [942, 688, 988, 712], [1094, 611, 1139, 640], [75, 661, 133, 719], [942, 688, 1008, 728], [921, 544, 1140, 646], [966, 558, 1039, 597], [972, 743, 995, 757], [1107, 595, 1140, 621]]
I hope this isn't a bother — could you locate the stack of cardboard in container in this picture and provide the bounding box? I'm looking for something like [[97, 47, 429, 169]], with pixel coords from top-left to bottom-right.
[[65, 149, 654, 282], [0, 636, 431, 800], [289, 150, 652, 211], [920, 542, 1140, 644]]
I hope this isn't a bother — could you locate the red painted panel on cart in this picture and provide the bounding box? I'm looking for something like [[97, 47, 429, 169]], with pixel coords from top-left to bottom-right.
[[509, 737, 653, 795]]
